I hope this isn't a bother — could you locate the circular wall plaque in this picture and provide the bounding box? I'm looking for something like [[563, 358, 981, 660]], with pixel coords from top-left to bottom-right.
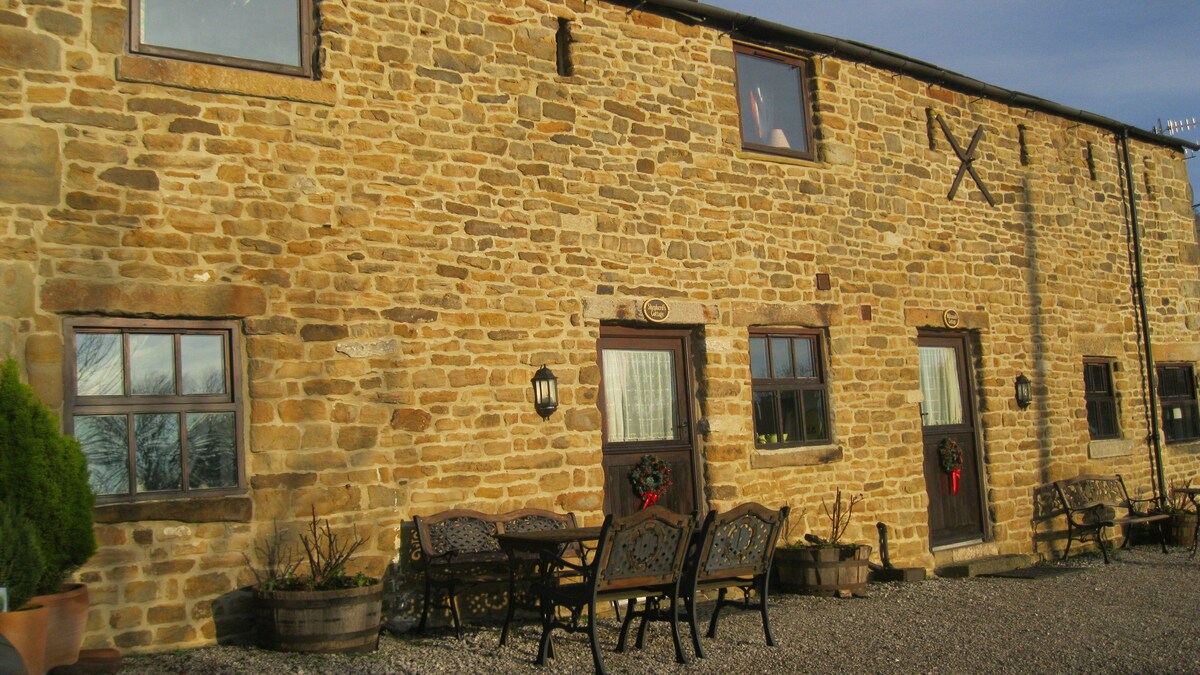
[[643, 298, 670, 323], [943, 309, 961, 329]]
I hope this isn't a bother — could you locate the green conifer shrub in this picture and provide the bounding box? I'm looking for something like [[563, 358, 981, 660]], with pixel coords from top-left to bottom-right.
[[0, 501, 46, 609], [0, 359, 96, 593]]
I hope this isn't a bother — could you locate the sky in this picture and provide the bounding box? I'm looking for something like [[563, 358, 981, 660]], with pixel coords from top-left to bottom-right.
[[705, 0, 1200, 202]]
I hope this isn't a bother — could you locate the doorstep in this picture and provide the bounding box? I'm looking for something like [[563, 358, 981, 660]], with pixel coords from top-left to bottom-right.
[[934, 554, 1033, 578]]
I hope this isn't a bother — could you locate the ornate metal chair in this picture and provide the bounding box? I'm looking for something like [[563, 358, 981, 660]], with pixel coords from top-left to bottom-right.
[[534, 506, 693, 675], [680, 503, 789, 658]]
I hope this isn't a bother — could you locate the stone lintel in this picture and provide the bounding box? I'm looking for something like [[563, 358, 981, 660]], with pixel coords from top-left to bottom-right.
[[41, 279, 267, 318], [731, 302, 838, 328], [903, 307, 989, 331], [582, 296, 717, 324]]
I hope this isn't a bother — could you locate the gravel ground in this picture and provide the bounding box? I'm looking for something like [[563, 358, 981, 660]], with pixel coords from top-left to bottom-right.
[[123, 547, 1200, 674]]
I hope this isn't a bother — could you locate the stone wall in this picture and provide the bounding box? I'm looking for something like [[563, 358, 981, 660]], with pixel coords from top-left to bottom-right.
[[0, 0, 1197, 653]]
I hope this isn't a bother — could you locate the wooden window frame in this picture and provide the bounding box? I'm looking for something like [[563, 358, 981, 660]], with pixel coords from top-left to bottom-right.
[[749, 328, 830, 449], [128, 0, 318, 78], [64, 317, 246, 504], [1083, 358, 1120, 441], [733, 44, 817, 161], [1157, 363, 1200, 444]]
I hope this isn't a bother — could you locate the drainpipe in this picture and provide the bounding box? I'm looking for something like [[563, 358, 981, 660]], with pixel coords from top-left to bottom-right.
[[1120, 129, 1167, 506]]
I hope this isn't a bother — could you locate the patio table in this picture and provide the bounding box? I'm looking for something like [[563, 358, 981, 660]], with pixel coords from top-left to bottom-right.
[[495, 526, 602, 648]]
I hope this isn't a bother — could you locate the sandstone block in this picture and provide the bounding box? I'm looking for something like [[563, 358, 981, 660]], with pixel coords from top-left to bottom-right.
[[0, 123, 60, 205]]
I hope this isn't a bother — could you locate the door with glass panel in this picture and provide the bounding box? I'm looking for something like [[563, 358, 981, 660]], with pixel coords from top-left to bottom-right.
[[598, 327, 698, 518], [918, 332, 985, 547]]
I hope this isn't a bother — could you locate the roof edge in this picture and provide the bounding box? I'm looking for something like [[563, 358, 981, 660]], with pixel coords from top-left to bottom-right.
[[620, 0, 1199, 152]]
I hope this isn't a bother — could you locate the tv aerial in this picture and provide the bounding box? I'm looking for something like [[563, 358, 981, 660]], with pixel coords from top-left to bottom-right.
[[1154, 117, 1198, 160]]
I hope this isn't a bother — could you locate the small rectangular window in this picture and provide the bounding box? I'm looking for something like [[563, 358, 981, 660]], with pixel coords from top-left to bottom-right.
[[1157, 363, 1200, 443], [1083, 359, 1120, 440], [749, 329, 829, 447], [129, 0, 316, 77], [734, 45, 815, 160], [65, 318, 244, 502]]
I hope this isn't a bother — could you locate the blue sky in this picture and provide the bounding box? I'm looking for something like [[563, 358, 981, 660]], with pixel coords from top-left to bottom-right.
[[706, 0, 1200, 202]]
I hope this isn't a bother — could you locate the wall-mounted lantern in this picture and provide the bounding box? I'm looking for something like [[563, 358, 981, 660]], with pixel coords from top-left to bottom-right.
[[1015, 374, 1032, 409], [532, 365, 559, 421]]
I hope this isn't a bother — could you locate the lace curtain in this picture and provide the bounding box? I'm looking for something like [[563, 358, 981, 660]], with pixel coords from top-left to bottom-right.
[[918, 346, 963, 426], [602, 349, 678, 442]]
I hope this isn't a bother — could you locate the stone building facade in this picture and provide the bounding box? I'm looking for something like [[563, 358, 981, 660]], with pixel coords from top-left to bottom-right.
[[1, 0, 1198, 653]]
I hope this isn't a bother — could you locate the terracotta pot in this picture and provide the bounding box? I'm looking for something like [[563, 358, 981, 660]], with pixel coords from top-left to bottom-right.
[[0, 604, 50, 675], [253, 583, 383, 653], [28, 583, 88, 670], [774, 544, 873, 597]]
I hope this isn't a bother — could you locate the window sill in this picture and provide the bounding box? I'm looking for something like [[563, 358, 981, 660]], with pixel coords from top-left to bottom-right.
[[116, 55, 336, 105], [1166, 440, 1200, 454], [750, 443, 842, 469], [94, 493, 252, 524], [1087, 438, 1135, 459], [734, 148, 820, 168]]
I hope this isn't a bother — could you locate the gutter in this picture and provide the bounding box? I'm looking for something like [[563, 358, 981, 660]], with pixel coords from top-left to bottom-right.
[[623, 0, 1200, 154]]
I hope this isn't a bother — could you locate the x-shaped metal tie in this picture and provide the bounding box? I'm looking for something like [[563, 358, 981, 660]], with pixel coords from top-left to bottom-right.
[[936, 114, 996, 207]]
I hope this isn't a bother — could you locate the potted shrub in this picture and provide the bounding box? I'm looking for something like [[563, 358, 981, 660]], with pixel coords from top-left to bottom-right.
[[774, 489, 872, 598], [247, 507, 383, 653], [0, 500, 50, 674], [0, 358, 97, 671]]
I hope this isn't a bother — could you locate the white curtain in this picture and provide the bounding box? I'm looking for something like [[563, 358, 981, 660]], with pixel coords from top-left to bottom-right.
[[918, 346, 963, 426], [602, 349, 677, 442]]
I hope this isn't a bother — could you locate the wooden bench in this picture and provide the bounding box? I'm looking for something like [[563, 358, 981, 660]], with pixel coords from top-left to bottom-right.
[[413, 508, 576, 639], [1053, 474, 1168, 564]]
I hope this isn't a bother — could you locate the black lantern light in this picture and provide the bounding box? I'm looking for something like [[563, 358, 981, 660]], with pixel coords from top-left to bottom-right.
[[1015, 374, 1032, 409], [531, 365, 559, 421]]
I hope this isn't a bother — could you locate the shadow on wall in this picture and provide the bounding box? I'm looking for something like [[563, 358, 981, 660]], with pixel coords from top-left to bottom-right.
[[212, 588, 255, 645], [1030, 482, 1068, 560]]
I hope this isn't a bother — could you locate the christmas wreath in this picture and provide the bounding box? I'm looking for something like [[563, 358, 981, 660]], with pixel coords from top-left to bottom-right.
[[628, 454, 672, 509], [937, 438, 964, 495]]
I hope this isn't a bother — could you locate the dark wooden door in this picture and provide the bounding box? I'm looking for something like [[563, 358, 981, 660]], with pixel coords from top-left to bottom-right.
[[918, 332, 985, 547], [598, 327, 699, 519]]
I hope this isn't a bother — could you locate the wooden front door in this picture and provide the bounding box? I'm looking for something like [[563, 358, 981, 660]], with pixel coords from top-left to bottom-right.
[[918, 332, 986, 547], [598, 326, 699, 519]]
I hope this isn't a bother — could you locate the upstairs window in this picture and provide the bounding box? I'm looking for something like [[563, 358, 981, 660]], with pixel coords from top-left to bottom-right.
[[1157, 363, 1200, 443], [130, 0, 316, 77], [734, 45, 815, 160], [1083, 358, 1120, 440], [749, 329, 830, 448], [65, 318, 244, 503]]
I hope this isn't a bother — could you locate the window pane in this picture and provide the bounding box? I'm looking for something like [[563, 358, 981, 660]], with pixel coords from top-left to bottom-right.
[[736, 52, 809, 153], [140, 0, 302, 67], [74, 415, 129, 496], [187, 412, 237, 489], [749, 337, 770, 380], [770, 337, 792, 379], [1084, 363, 1110, 394], [1087, 400, 1117, 439], [752, 390, 778, 445], [778, 390, 801, 444], [130, 334, 175, 395], [182, 334, 227, 395], [76, 333, 124, 396], [601, 349, 678, 442], [803, 389, 828, 441], [918, 346, 963, 426], [793, 338, 816, 379], [136, 413, 181, 492]]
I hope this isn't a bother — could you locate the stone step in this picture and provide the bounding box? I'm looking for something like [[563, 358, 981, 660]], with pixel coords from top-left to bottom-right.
[[935, 553, 1032, 578]]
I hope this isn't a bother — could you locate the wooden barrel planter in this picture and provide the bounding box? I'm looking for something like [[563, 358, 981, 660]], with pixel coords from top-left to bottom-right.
[[1167, 512, 1197, 549], [254, 583, 383, 653], [774, 544, 872, 597]]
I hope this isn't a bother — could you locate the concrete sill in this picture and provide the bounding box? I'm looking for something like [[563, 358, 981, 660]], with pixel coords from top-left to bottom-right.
[[750, 443, 842, 469]]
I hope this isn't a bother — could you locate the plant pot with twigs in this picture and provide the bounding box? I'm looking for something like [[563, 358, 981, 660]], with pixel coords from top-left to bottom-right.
[[247, 508, 383, 653], [774, 489, 872, 598]]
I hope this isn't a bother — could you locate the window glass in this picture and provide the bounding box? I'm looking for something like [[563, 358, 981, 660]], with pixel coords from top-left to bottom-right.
[[601, 349, 678, 443], [735, 48, 813, 157], [750, 330, 829, 447], [66, 318, 242, 502], [918, 346, 963, 427], [76, 333, 123, 396], [182, 334, 226, 395], [74, 415, 129, 496], [140, 0, 301, 66], [1083, 359, 1120, 440], [1157, 364, 1200, 443], [130, 334, 175, 395]]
